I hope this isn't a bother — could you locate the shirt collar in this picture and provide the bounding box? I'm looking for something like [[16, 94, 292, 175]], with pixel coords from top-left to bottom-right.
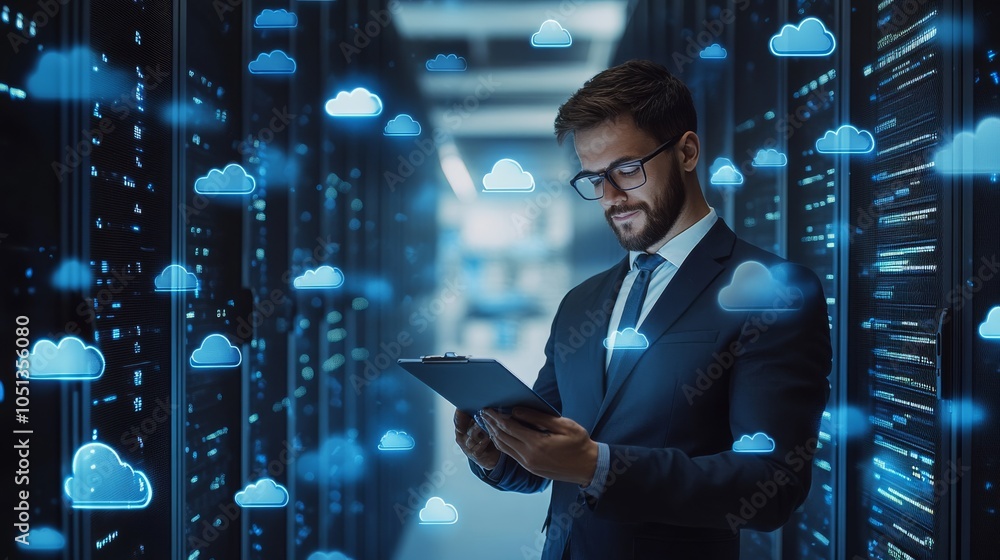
[[628, 207, 718, 271]]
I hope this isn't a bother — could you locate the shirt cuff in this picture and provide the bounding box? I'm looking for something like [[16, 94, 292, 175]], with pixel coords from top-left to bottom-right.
[[580, 442, 610, 498], [484, 452, 508, 482]]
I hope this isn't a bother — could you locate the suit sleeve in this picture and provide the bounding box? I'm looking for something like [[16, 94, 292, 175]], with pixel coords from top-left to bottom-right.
[[587, 264, 832, 532], [467, 294, 567, 494]]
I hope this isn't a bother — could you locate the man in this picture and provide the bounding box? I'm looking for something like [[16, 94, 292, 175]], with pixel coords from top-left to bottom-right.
[[454, 59, 832, 559]]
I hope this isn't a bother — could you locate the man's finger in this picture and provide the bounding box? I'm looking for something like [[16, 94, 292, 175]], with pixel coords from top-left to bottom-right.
[[454, 409, 474, 429], [483, 408, 541, 442], [511, 407, 563, 432]]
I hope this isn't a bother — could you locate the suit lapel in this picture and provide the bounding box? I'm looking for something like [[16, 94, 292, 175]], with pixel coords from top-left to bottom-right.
[[589, 219, 738, 434]]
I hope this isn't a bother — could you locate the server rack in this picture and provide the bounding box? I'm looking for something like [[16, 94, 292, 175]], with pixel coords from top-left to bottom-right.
[[847, 1, 950, 558]]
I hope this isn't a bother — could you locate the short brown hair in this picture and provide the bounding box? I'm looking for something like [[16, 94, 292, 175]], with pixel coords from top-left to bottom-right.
[[553, 59, 697, 145]]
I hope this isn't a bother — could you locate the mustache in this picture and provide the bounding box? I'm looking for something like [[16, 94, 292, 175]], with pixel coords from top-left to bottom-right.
[[605, 202, 650, 218]]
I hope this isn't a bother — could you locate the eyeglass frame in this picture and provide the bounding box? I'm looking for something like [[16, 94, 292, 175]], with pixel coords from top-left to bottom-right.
[[568, 132, 686, 200]]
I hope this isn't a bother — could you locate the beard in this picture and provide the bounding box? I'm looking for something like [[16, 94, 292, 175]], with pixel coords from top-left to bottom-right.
[[604, 164, 687, 252]]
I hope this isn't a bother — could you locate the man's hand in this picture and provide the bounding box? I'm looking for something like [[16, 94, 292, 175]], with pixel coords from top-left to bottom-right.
[[454, 409, 501, 470], [480, 407, 598, 486]]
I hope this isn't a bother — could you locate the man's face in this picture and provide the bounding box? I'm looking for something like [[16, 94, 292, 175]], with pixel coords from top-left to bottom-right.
[[573, 117, 686, 252]]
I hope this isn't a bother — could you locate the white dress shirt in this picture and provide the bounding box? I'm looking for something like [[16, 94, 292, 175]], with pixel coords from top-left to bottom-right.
[[604, 207, 719, 370]]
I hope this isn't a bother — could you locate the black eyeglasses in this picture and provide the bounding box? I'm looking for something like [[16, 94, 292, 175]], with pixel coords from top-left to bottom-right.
[[569, 133, 684, 200]]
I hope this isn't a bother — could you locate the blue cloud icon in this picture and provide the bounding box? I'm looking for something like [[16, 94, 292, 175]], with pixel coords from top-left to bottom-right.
[[154, 264, 199, 291], [711, 165, 744, 186], [700, 43, 727, 59], [383, 114, 422, 136], [378, 430, 415, 451], [194, 163, 256, 195], [307, 552, 353, 560], [979, 306, 1000, 339], [190, 334, 242, 368], [235, 478, 289, 507], [255, 8, 297, 28], [64, 443, 152, 509], [28, 337, 105, 381], [26, 46, 127, 99], [769, 17, 836, 56], [325, 87, 383, 116], [293, 266, 345, 289], [815, 125, 875, 154], [933, 117, 1000, 174], [419, 497, 458, 524], [709, 157, 736, 176], [52, 259, 92, 290], [531, 20, 572, 47], [15, 526, 65, 550], [732, 432, 776, 453], [718, 261, 803, 311], [482, 159, 535, 192], [425, 54, 467, 71], [248, 50, 296, 74], [752, 149, 788, 167], [603, 328, 649, 350]]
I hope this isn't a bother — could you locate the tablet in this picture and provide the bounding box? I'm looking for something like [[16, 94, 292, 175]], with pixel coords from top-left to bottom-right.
[[397, 353, 560, 418]]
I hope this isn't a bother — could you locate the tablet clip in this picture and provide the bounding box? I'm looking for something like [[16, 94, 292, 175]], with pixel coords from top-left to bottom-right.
[[420, 352, 469, 363]]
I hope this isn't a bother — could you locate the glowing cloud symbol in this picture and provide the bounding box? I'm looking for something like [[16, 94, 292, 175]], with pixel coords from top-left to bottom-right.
[[603, 328, 649, 350], [254, 8, 297, 28], [700, 43, 728, 59], [189, 334, 242, 369], [64, 442, 152, 509], [293, 266, 345, 289], [933, 117, 1000, 174], [752, 148, 788, 167], [425, 54, 467, 71], [325, 87, 383, 116], [978, 306, 1000, 339], [248, 50, 297, 74], [718, 261, 804, 311], [194, 163, 256, 195], [769, 17, 836, 56], [378, 430, 415, 451], [15, 526, 66, 550], [531, 20, 572, 47], [234, 478, 289, 507], [419, 497, 458, 524], [732, 432, 776, 453], [307, 552, 354, 560], [28, 336, 106, 381], [383, 114, 422, 136], [154, 264, 199, 292], [815, 125, 875, 154], [482, 159, 535, 192]]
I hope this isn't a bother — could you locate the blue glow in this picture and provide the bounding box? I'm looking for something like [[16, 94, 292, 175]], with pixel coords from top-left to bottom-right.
[[732, 432, 776, 453], [718, 261, 804, 311], [293, 266, 345, 289], [425, 53, 468, 71], [27, 336, 106, 381], [482, 159, 535, 192], [64, 442, 152, 509], [419, 497, 459, 524], [190, 334, 243, 368], [530, 20, 572, 48], [934, 117, 1000, 174], [235, 478, 289, 507], [769, 17, 836, 57], [378, 430, 415, 451], [324, 87, 383, 116], [752, 148, 789, 167]]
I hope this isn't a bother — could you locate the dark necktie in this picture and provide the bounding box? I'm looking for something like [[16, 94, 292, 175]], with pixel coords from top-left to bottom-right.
[[606, 252, 667, 390]]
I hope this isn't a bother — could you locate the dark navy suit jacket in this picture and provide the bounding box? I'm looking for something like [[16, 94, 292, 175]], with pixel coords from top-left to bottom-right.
[[470, 218, 832, 559]]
